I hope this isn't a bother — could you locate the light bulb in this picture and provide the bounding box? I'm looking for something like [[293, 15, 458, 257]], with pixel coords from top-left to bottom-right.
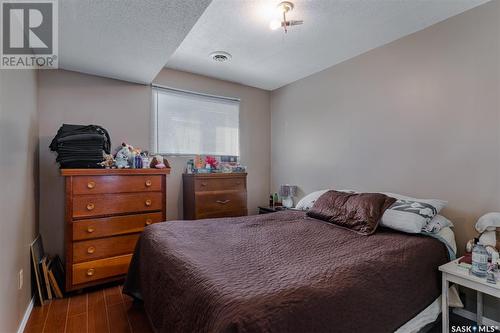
[[269, 20, 281, 30]]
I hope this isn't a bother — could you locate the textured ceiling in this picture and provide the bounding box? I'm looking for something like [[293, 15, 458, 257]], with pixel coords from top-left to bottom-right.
[[166, 0, 490, 90], [59, 0, 212, 84]]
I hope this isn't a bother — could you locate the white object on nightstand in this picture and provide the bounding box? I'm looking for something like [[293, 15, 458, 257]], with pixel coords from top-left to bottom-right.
[[439, 258, 500, 332], [279, 184, 297, 208]]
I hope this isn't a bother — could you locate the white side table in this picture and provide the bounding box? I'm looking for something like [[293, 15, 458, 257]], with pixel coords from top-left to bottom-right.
[[439, 258, 500, 332]]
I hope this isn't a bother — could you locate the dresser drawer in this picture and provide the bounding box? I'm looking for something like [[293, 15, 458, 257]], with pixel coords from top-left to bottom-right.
[[72, 254, 132, 285], [73, 192, 162, 218], [73, 212, 163, 241], [72, 175, 162, 194], [195, 177, 245, 192], [195, 191, 247, 219], [73, 234, 139, 263]]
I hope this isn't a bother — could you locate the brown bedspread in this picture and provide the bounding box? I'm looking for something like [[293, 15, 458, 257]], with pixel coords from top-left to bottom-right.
[[123, 211, 448, 333]]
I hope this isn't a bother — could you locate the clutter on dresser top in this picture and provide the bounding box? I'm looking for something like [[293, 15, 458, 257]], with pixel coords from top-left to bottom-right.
[[113, 142, 170, 170], [185, 155, 246, 174], [50, 124, 170, 170]]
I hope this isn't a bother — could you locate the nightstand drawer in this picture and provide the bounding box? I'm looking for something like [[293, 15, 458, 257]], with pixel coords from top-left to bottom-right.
[[73, 175, 162, 194], [73, 234, 139, 263], [72, 254, 132, 285], [195, 177, 245, 192], [72, 192, 162, 218], [73, 212, 163, 240]]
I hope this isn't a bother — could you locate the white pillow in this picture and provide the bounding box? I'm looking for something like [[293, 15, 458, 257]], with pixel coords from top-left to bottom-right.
[[422, 215, 454, 233], [380, 193, 447, 234], [295, 190, 329, 210]]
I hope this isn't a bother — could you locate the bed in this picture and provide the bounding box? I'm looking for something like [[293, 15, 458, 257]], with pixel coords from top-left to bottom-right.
[[123, 210, 453, 333]]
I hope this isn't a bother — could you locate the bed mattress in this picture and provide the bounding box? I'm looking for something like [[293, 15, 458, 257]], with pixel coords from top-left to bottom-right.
[[124, 210, 449, 333]]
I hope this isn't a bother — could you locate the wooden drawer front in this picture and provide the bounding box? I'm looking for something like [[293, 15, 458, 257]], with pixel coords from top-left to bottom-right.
[[73, 234, 139, 263], [73, 192, 162, 218], [73, 212, 163, 241], [72, 254, 132, 285], [73, 175, 162, 194], [195, 177, 245, 192], [195, 191, 247, 219]]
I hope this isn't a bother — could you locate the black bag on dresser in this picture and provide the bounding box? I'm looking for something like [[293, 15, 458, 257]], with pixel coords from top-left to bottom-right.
[[50, 124, 111, 168]]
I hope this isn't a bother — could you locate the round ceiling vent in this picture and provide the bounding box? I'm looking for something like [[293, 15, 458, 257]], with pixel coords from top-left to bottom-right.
[[210, 51, 232, 63]]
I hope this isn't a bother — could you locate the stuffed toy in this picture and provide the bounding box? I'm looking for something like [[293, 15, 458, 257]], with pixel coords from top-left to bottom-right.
[[466, 213, 500, 257], [150, 155, 170, 169], [476, 212, 500, 233], [115, 143, 133, 168], [476, 213, 500, 251], [99, 153, 115, 168]]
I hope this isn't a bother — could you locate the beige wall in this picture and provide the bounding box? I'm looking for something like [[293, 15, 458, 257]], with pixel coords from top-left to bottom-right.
[[0, 70, 38, 331], [271, 0, 499, 317], [38, 68, 270, 257]]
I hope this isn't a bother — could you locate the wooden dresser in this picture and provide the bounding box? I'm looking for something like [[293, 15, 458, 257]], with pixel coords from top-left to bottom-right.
[[61, 168, 170, 291], [183, 173, 247, 220]]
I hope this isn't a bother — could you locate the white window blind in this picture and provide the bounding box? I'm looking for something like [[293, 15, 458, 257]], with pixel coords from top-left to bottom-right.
[[152, 86, 240, 156]]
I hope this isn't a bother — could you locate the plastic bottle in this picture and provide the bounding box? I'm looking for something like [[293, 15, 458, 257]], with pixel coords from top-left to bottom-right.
[[471, 243, 489, 277]]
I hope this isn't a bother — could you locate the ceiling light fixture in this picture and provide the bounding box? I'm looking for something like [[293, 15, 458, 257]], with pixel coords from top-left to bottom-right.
[[209, 51, 232, 63], [269, 1, 303, 33]]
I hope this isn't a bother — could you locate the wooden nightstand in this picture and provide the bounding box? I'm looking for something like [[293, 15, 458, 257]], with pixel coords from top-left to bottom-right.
[[258, 206, 296, 214], [439, 258, 500, 332], [258, 206, 278, 214]]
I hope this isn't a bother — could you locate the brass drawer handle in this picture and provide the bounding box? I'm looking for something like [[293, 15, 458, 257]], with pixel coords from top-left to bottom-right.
[[216, 200, 230, 205], [87, 246, 96, 254], [145, 219, 153, 226], [201, 182, 207, 187], [86, 268, 95, 276], [145, 180, 152, 187], [145, 199, 152, 207], [86, 226, 95, 233], [87, 181, 96, 189], [236, 181, 241, 185], [86, 203, 95, 211]]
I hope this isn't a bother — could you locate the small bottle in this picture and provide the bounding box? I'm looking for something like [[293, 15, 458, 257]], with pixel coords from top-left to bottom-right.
[[186, 161, 193, 174], [471, 243, 489, 277], [134, 155, 142, 169], [142, 155, 150, 169], [273, 193, 280, 207], [269, 194, 274, 208]]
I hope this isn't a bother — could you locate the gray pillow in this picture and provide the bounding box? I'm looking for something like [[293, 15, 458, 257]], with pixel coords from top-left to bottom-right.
[[380, 192, 447, 233]]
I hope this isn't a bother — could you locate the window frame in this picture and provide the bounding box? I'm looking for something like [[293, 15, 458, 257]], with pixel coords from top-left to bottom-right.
[[151, 84, 241, 156]]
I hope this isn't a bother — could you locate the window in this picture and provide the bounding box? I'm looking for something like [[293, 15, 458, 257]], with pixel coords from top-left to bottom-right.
[[152, 86, 240, 156]]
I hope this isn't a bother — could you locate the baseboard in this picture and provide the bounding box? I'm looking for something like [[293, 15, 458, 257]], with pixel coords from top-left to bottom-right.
[[453, 308, 500, 327], [17, 297, 34, 333]]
